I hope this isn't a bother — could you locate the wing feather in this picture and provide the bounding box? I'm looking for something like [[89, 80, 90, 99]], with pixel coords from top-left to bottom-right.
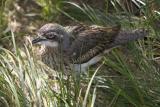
[[67, 25, 120, 64]]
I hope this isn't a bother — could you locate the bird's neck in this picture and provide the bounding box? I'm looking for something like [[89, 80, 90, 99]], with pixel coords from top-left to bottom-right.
[[40, 45, 67, 70], [40, 45, 64, 56], [61, 33, 71, 52]]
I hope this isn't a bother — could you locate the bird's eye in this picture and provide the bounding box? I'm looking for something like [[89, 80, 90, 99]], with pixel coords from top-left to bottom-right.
[[45, 32, 58, 39]]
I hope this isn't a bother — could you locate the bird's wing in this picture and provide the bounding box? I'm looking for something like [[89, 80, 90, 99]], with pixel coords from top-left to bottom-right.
[[65, 24, 89, 39], [64, 24, 89, 44], [67, 25, 120, 64]]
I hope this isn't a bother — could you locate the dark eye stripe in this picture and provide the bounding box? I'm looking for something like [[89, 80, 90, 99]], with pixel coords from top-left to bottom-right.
[[45, 32, 58, 40], [45, 31, 58, 36], [46, 35, 55, 39]]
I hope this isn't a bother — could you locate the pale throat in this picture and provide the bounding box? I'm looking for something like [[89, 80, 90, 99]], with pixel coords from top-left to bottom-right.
[[39, 44, 66, 70], [38, 34, 71, 70], [39, 42, 60, 56]]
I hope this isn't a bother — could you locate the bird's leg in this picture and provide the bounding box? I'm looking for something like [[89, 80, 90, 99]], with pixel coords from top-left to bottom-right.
[[73, 54, 103, 72]]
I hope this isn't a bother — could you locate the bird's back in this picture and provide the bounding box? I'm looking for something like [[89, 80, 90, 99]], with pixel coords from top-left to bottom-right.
[[66, 25, 121, 64]]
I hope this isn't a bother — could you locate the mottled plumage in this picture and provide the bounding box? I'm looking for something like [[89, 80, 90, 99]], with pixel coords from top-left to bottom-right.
[[32, 23, 148, 72], [67, 26, 120, 63]]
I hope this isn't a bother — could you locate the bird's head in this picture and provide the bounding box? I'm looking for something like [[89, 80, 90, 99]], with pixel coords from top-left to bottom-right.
[[32, 23, 70, 49]]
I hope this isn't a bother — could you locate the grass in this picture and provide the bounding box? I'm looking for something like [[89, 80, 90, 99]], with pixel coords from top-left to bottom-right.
[[0, 0, 160, 107]]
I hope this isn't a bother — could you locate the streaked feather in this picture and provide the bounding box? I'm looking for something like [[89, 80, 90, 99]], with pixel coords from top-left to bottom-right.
[[66, 25, 121, 63], [35, 23, 148, 72]]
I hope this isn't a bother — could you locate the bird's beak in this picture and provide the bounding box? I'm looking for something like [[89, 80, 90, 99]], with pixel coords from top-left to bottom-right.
[[32, 36, 47, 44]]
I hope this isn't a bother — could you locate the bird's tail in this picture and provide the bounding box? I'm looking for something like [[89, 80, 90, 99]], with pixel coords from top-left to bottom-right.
[[110, 28, 149, 47]]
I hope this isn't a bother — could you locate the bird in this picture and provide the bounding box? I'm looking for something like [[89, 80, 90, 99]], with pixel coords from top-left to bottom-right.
[[32, 23, 148, 73]]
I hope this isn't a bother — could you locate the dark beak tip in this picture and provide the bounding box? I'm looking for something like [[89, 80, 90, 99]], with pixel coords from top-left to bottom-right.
[[32, 38, 40, 44], [32, 39, 36, 44], [32, 37, 47, 44]]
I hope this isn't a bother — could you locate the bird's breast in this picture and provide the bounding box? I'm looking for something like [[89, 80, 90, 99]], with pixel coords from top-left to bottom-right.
[[39, 47, 68, 70]]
